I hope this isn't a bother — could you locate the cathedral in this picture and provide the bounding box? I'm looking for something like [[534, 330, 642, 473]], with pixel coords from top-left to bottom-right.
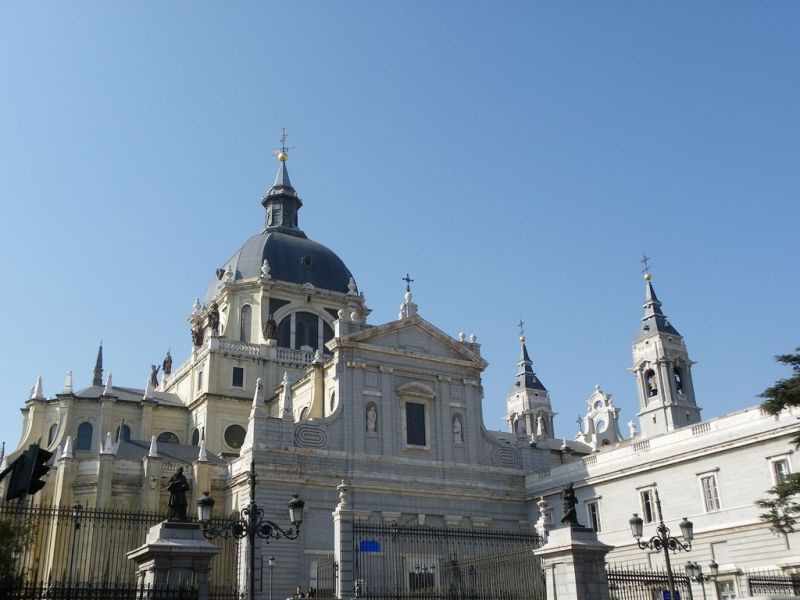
[[4, 144, 797, 598]]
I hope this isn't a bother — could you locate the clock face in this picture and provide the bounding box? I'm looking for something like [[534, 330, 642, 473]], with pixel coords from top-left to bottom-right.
[[595, 419, 607, 433]]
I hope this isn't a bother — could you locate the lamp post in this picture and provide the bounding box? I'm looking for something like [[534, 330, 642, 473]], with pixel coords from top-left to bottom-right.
[[268, 556, 274, 600], [685, 561, 718, 600], [197, 460, 304, 600], [629, 489, 693, 600], [67, 501, 82, 583]]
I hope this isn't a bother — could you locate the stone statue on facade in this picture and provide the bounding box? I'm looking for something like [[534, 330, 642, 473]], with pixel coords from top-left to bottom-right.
[[191, 325, 204, 347], [264, 313, 277, 340], [166, 466, 190, 521], [149, 364, 160, 388], [366, 405, 377, 433], [208, 303, 220, 335], [560, 482, 582, 527], [453, 416, 463, 443], [162, 350, 172, 376]]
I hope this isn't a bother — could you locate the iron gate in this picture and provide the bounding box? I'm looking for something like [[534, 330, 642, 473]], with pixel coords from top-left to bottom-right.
[[352, 522, 544, 599]]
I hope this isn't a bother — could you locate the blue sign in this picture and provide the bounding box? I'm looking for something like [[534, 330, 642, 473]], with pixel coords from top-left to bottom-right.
[[359, 540, 381, 553], [661, 591, 681, 600]]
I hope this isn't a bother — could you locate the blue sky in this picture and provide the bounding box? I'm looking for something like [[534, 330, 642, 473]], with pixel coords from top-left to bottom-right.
[[1, 2, 798, 453]]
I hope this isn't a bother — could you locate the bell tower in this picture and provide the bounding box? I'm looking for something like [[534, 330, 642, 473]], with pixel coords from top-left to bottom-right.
[[632, 271, 701, 437], [505, 328, 555, 441]]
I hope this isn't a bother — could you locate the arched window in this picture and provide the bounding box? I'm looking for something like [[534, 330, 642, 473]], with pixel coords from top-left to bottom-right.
[[329, 391, 336, 413], [115, 424, 131, 442], [47, 424, 58, 447], [644, 370, 658, 397], [156, 431, 179, 445], [240, 305, 252, 343], [299, 407, 310, 421], [275, 311, 335, 351], [673, 367, 684, 393], [76, 422, 93, 451], [191, 428, 200, 446]]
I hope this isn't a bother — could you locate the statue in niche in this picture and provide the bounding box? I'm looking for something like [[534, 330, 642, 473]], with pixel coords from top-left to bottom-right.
[[191, 325, 204, 347], [208, 303, 220, 335], [366, 404, 377, 433], [264, 313, 277, 340], [162, 350, 173, 376], [149, 364, 160, 388], [645, 371, 658, 396], [560, 482, 582, 527], [453, 416, 463, 443], [166, 466, 190, 521]]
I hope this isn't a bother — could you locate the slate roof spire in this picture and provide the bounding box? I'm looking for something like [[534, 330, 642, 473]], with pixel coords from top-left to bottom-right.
[[638, 273, 680, 339], [261, 129, 304, 235], [516, 335, 547, 392], [92, 343, 103, 386]]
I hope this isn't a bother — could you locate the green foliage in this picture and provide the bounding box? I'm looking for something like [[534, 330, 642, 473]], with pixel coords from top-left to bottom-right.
[[758, 349, 800, 534], [0, 516, 27, 598]]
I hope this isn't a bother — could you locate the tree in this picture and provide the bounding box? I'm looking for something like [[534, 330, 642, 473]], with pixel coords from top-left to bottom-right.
[[0, 516, 27, 599], [756, 348, 800, 534]]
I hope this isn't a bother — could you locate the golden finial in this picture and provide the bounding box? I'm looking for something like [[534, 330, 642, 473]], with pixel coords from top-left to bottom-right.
[[641, 254, 652, 282], [273, 128, 293, 162]]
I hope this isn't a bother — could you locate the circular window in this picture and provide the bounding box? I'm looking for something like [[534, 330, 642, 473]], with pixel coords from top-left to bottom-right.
[[157, 431, 179, 445], [595, 419, 607, 433], [224, 424, 246, 449]]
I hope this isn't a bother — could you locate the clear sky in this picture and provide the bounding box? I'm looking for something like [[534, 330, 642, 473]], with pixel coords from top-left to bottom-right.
[[1, 2, 798, 454]]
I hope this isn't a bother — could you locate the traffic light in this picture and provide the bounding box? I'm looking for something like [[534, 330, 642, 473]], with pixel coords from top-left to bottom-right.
[[25, 443, 53, 496], [0, 443, 52, 501]]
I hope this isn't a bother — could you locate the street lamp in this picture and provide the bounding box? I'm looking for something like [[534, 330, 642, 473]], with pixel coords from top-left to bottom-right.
[[685, 561, 718, 600], [68, 501, 83, 582], [629, 489, 693, 600], [196, 460, 304, 600], [268, 556, 275, 600]]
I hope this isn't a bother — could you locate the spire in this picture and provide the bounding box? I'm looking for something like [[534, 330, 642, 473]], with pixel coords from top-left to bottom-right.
[[93, 343, 103, 386], [197, 435, 208, 463], [63, 370, 73, 394], [102, 373, 114, 396], [261, 130, 304, 235], [30, 376, 45, 400], [148, 435, 159, 458], [280, 371, 293, 419], [515, 336, 547, 392], [638, 274, 680, 339]]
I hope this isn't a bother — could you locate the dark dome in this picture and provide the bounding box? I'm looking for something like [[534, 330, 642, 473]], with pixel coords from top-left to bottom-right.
[[204, 231, 354, 303]]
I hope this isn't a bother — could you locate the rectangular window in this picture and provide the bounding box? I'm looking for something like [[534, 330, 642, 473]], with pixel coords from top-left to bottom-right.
[[197, 370, 204, 392], [717, 580, 737, 599], [587, 501, 601, 532], [640, 489, 655, 523], [232, 366, 244, 388], [773, 458, 790, 484], [701, 474, 721, 511], [406, 402, 426, 446]]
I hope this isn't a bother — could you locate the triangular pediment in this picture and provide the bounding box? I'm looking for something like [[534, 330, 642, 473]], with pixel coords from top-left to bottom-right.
[[341, 315, 487, 369]]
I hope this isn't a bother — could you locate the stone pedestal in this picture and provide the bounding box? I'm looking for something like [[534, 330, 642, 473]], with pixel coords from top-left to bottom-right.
[[127, 521, 220, 600], [333, 481, 354, 599], [533, 526, 614, 600]]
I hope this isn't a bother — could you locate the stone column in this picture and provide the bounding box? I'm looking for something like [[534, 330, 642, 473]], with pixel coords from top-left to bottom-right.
[[332, 480, 354, 599], [533, 526, 614, 600], [127, 521, 220, 600]]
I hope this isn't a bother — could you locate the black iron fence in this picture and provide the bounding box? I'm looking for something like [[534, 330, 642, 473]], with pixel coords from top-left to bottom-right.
[[0, 501, 240, 595], [316, 554, 337, 599], [2, 581, 200, 600], [352, 522, 544, 599], [746, 569, 800, 595], [607, 564, 691, 600]]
